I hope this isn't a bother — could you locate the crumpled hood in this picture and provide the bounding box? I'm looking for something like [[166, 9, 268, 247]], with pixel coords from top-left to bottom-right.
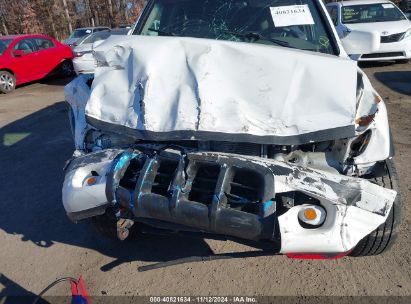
[[68, 35, 359, 145]]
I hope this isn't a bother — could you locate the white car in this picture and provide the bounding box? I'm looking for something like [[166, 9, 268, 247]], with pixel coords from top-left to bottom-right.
[[326, 0, 411, 62], [72, 29, 129, 75], [63, 0, 399, 260], [63, 26, 110, 47]]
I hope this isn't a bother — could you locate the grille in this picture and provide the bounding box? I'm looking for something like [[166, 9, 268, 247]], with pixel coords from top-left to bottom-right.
[[361, 52, 404, 59], [151, 159, 179, 197], [188, 163, 220, 205], [210, 141, 262, 157], [226, 168, 263, 214], [119, 158, 144, 190], [381, 32, 405, 43]]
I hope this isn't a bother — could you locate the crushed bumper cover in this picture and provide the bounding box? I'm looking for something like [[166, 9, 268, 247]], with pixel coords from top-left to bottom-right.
[[63, 149, 396, 254]]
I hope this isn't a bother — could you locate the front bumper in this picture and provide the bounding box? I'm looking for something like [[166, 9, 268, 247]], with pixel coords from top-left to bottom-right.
[[62, 149, 396, 254], [73, 57, 96, 75], [353, 37, 411, 61]]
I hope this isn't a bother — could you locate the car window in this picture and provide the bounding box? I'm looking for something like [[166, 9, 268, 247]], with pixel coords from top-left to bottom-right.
[[34, 38, 55, 50], [111, 28, 130, 35], [342, 3, 406, 24], [82, 31, 111, 44], [327, 6, 338, 25], [140, 0, 337, 55], [0, 39, 13, 56], [14, 39, 36, 54], [70, 29, 92, 38]]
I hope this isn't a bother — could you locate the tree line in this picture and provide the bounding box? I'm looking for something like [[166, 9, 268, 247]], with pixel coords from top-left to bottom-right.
[[1, 0, 409, 41], [0, 0, 147, 41]]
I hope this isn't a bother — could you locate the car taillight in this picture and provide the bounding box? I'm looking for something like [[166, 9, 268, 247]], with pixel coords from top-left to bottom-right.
[[74, 51, 92, 58]]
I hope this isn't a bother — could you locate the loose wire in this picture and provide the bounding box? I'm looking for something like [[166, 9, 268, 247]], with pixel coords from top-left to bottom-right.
[[32, 277, 78, 304]]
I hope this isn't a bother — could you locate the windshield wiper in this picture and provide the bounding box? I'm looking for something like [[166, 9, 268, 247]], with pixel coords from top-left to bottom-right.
[[223, 31, 293, 48], [147, 28, 176, 36]]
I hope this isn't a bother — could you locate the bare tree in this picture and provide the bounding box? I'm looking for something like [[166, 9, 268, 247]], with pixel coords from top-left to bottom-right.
[[107, 0, 115, 27], [62, 0, 73, 33], [0, 0, 8, 35], [0, 0, 146, 39]]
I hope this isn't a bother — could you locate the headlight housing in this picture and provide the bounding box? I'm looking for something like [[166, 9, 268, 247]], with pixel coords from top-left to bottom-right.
[[404, 28, 411, 39], [74, 50, 92, 58]]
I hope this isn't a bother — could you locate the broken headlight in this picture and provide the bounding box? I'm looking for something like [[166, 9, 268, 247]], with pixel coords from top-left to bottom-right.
[[95, 135, 112, 149], [84, 130, 112, 151], [84, 129, 136, 151], [350, 130, 372, 158]]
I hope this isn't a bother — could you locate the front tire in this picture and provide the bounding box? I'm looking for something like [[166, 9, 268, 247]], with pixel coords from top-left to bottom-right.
[[60, 60, 74, 77], [0, 71, 16, 93], [350, 159, 401, 256]]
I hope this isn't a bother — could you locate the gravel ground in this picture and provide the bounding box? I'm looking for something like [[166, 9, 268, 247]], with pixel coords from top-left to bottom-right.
[[0, 62, 410, 299]]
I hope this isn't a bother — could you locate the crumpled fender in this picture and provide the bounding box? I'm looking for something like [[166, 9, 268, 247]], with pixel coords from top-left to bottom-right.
[[64, 74, 94, 150]]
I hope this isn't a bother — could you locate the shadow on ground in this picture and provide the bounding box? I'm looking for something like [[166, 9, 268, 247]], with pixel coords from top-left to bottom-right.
[[0, 274, 48, 304], [0, 102, 213, 274], [13, 75, 75, 91], [374, 71, 411, 96]]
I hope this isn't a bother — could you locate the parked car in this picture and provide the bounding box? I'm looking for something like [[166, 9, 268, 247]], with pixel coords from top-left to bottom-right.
[[63, 27, 110, 47], [72, 28, 130, 75], [326, 0, 411, 62], [64, 0, 399, 259], [0, 34, 73, 93]]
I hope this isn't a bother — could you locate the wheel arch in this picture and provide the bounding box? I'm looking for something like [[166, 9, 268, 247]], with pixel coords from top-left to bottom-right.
[[0, 68, 16, 76]]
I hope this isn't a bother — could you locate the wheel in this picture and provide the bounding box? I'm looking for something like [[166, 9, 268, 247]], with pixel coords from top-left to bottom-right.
[[350, 159, 401, 256], [0, 71, 16, 93], [91, 207, 140, 240], [91, 207, 118, 239], [60, 60, 74, 77]]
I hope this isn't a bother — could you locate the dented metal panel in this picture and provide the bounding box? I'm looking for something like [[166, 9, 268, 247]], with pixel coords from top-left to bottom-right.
[[76, 35, 359, 144], [62, 149, 396, 253], [61, 0, 399, 257]]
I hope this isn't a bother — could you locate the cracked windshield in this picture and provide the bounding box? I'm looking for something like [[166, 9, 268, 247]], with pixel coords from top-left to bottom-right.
[[141, 0, 336, 55]]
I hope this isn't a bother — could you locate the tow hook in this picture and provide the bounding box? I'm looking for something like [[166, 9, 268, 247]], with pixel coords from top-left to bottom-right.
[[116, 218, 134, 241]]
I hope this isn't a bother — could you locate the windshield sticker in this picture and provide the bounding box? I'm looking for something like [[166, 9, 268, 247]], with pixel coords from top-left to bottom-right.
[[382, 4, 395, 9], [319, 36, 330, 49], [270, 5, 315, 27]]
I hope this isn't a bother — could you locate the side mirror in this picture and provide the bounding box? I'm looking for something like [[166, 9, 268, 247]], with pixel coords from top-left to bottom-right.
[[13, 50, 25, 57], [341, 30, 380, 55]]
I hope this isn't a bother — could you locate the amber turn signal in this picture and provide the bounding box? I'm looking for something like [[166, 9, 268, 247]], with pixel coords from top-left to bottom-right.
[[86, 177, 97, 186], [303, 208, 317, 221]]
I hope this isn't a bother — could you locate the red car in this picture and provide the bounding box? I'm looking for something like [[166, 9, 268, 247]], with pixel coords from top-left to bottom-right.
[[0, 34, 74, 93]]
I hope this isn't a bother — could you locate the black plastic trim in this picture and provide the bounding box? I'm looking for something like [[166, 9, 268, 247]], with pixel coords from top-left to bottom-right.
[[87, 116, 355, 146]]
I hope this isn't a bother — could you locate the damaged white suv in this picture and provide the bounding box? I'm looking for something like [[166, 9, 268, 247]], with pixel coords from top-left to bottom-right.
[[63, 0, 400, 259]]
